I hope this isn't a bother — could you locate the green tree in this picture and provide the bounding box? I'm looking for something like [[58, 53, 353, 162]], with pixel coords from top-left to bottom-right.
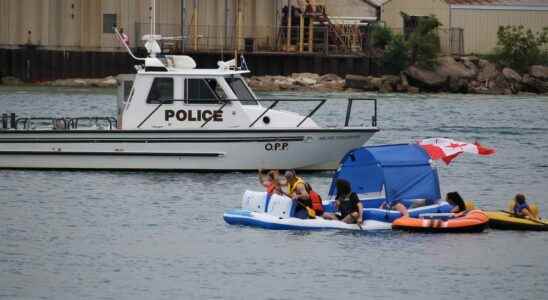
[[370, 24, 393, 49], [404, 14, 442, 69], [383, 34, 409, 73], [494, 25, 548, 72]]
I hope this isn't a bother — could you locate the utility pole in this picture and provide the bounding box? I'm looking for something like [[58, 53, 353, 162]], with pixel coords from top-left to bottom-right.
[[224, 0, 228, 51], [181, 0, 186, 50], [286, 0, 292, 51]]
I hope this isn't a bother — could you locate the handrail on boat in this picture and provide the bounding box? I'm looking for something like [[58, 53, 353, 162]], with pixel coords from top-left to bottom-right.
[[5, 117, 117, 131], [134, 97, 378, 129], [249, 98, 377, 128], [2, 98, 377, 131]]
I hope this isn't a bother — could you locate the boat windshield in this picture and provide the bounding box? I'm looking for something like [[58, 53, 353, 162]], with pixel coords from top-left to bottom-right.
[[226, 77, 257, 105]]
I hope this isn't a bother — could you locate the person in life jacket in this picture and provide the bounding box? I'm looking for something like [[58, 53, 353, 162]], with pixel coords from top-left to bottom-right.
[[305, 182, 324, 216], [284, 170, 312, 219], [258, 169, 279, 194], [512, 193, 539, 220]]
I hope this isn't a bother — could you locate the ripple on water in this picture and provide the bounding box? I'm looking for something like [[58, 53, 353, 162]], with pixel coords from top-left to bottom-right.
[[0, 88, 547, 299]]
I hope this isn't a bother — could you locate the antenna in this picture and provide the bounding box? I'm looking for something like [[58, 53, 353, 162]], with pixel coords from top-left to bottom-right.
[[151, 0, 156, 36]]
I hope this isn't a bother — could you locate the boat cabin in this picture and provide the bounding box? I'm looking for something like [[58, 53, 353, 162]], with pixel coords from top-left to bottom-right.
[[117, 55, 319, 130]]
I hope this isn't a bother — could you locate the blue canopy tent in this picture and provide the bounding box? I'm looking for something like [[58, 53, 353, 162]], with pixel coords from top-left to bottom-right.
[[328, 144, 441, 209]]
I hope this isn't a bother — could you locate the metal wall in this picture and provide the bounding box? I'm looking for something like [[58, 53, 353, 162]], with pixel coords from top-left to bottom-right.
[[0, 0, 181, 51], [380, 0, 450, 28], [450, 7, 548, 54]]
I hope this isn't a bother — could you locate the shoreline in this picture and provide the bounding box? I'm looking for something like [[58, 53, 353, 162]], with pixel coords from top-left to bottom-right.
[[1, 58, 547, 95]]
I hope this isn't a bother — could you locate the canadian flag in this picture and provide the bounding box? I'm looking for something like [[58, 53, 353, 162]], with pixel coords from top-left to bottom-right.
[[418, 138, 495, 165]]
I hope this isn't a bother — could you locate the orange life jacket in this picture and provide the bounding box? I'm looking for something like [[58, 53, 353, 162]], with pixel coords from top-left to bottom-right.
[[305, 183, 324, 215]]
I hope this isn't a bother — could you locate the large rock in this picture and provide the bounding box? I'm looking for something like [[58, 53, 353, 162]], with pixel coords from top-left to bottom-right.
[[1, 76, 24, 85], [96, 76, 117, 88], [367, 76, 384, 91], [477, 60, 499, 81], [318, 73, 342, 83], [436, 56, 477, 79], [522, 74, 548, 93], [502, 67, 521, 82], [378, 75, 400, 93], [246, 76, 281, 91], [405, 65, 447, 90], [344, 74, 369, 89], [314, 80, 345, 92], [448, 76, 469, 93], [291, 72, 319, 86], [529, 65, 548, 80]]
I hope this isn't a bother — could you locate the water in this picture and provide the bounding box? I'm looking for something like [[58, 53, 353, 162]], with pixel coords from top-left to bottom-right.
[[1, 86, 547, 300]]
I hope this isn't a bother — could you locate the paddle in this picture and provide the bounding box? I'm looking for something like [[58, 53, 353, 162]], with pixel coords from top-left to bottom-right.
[[501, 210, 548, 225], [351, 213, 364, 231], [278, 190, 316, 219]]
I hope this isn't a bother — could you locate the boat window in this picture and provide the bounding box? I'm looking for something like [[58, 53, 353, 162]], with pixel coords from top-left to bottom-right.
[[185, 79, 223, 104], [226, 77, 257, 105], [147, 78, 173, 104], [123, 80, 133, 102]]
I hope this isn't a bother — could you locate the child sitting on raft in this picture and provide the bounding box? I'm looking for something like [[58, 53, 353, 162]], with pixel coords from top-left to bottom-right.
[[259, 169, 280, 194], [323, 179, 363, 224], [512, 193, 539, 221]]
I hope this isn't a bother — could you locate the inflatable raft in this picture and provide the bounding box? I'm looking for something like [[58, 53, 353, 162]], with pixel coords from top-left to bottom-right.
[[224, 209, 391, 231], [485, 211, 548, 231], [392, 210, 489, 233], [224, 191, 454, 231], [223, 191, 391, 231]]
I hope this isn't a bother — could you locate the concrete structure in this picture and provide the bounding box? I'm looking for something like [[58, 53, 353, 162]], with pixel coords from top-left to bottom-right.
[[380, 0, 548, 54]]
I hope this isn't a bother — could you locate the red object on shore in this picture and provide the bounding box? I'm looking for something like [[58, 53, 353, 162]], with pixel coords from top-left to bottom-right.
[[418, 138, 495, 164], [392, 210, 489, 233]]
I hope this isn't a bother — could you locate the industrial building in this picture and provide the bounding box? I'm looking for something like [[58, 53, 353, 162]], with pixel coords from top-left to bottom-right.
[[0, 0, 380, 52], [380, 0, 548, 54]]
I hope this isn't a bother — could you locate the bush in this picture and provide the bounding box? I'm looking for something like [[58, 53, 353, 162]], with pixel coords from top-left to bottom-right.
[[370, 24, 393, 49], [383, 34, 409, 74], [405, 15, 442, 69], [493, 25, 548, 72]]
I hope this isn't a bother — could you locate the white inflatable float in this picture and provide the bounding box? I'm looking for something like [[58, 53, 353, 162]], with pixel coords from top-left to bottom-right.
[[223, 191, 392, 231]]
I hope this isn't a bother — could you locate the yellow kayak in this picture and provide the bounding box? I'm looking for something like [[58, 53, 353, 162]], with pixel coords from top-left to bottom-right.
[[485, 211, 548, 231]]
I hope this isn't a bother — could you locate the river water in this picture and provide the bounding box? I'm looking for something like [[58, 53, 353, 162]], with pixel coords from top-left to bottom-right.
[[0, 86, 547, 300]]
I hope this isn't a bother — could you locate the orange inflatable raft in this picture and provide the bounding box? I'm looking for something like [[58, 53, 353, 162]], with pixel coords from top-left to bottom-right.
[[392, 210, 489, 233]]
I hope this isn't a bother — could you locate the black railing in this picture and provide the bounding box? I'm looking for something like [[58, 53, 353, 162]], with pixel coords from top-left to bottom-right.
[[1, 116, 118, 131], [2, 98, 378, 131]]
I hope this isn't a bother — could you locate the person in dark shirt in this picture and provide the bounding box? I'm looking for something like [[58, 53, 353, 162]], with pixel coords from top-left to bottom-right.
[[446, 192, 467, 216], [324, 179, 363, 224]]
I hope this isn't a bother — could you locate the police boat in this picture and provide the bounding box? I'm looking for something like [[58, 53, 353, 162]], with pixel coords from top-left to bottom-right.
[[0, 32, 378, 171]]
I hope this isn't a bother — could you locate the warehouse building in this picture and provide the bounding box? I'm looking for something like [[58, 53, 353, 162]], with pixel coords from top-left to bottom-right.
[[0, 0, 380, 52], [380, 0, 548, 54]]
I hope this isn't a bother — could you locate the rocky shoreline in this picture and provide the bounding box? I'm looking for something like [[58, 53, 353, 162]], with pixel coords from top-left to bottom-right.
[[1, 57, 547, 95]]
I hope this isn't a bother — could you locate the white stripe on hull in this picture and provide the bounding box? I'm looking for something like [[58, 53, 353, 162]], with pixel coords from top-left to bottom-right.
[[0, 129, 375, 170]]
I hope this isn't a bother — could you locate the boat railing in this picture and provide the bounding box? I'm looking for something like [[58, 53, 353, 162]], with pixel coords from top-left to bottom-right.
[[3, 116, 118, 131], [138, 98, 377, 129], [250, 98, 378, 128]]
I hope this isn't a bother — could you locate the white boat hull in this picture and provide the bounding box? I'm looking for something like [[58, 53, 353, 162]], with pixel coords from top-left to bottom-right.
[[0, 128, 376, 170]]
